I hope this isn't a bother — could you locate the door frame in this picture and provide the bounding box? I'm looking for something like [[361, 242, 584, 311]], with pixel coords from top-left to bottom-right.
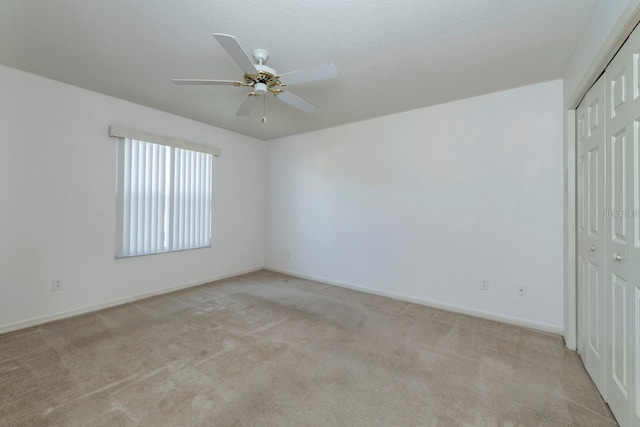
[[564, 3, 640, 350]]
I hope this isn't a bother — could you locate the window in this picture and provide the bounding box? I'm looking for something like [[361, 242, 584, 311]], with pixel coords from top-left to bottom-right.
[[109, 127, 220, 258]]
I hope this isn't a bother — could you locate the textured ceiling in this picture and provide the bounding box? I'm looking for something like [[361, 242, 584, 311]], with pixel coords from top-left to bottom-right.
[[0, 0, 597, 140]]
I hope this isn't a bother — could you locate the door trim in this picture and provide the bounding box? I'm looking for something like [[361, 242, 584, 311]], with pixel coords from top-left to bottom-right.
[[565, 109, 577, 350]]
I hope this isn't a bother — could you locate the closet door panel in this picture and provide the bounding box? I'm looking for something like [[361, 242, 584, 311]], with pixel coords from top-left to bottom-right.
[[605, 30, 635, 427], [631, 31, 640, 427], [577, 107, 587, 356], [621, 24, 640, 427], [577, 74, 607, 395]]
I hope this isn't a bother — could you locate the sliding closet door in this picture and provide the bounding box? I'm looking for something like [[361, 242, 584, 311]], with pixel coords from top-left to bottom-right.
[[605, 30, 636, 427], [576, 75, 607, 396]]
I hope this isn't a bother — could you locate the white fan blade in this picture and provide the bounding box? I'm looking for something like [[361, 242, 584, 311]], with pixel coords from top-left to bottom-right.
[[172, 79, 242, 86], [236, 93, 259, 116], [212, 33, 257, 75], [278, 63, 337, 86], [275, 91, 317, 114]]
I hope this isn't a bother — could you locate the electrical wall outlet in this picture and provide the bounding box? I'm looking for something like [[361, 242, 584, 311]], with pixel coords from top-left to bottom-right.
[[52, 279, 64, 291], [480, 280, 489, 290], [517, 284, 527, 297]]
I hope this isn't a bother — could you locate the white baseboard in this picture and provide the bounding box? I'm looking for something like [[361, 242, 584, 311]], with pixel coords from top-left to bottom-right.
[[1, 265, 564, 337], [0, 266, 264, 335], [265, 266, 564, 335]]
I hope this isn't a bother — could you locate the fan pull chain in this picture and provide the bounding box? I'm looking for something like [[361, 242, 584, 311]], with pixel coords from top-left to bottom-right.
[[261, 93, 267, 124]]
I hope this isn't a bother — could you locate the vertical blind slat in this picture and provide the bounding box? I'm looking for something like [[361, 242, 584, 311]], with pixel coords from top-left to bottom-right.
[[179, 149, 187, 250], [150, 144, 158, 252], [176, 148, 184, 250], [129, 139, 139, 256], [189, 150, 196, 248], [203, 154, 209, 246], [170, 148, 178, 250], [185, 149, 191, 249], [201, 153, 208, 246], [137, 141, 146, 255], [186, 149, 192, 249], [122, 138, 132, 256], [144, 143, 152, 253], [205, 154, 212, 245], [159, 146, 166, 251], [194, 153, 200, 246], [182, 149, 188, 250], [167, 147, 176, 251], [195, 153, 202, 247], [178, 148, 184, 250]]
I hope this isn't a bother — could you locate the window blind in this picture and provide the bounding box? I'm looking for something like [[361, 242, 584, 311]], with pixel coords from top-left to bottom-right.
[[110, 127, 216, 258]]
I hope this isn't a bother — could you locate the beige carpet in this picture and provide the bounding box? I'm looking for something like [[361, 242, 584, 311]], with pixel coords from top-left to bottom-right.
[[0, 270, 616, 426]]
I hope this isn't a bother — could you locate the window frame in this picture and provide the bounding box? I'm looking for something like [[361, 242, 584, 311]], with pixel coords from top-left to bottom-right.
[[109, 126, 220, 259]]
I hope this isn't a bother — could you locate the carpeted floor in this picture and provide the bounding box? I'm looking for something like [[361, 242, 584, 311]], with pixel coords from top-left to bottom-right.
[[0, 270, 616, 426]]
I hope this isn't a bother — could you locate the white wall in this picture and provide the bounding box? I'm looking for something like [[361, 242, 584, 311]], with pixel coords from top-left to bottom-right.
[[265, 80, 565, 332], [0, 65, 265, 332], [564, 0, 640, 106]]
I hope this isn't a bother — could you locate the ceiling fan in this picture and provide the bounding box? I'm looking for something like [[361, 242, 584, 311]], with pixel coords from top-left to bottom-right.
[[173, 33, 337, 120]]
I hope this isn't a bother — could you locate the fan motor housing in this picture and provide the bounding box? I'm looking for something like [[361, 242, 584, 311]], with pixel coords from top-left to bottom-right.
[[244, 64, 282, 90]]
